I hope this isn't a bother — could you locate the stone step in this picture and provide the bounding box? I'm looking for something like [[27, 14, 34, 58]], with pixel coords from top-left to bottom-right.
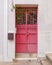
[[13, 58, 38, 62], [40, 59, 51, 65], [15, 53, 37, 58], [14, 53, 37, 62], [46, 53, 52, 64]]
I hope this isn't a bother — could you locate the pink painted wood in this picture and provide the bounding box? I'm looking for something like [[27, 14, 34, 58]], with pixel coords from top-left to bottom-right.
[[15, 7, 37, 53]]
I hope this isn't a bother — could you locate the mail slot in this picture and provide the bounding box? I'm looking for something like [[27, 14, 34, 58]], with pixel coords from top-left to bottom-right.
[[8, 33, 14, 40]]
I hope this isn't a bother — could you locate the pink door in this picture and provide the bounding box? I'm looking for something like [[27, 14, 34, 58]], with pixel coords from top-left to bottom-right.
[[15, 7, 37, 53]]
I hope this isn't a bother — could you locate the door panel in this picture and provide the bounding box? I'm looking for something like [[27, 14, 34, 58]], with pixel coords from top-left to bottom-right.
[[16, 25, 27, 44], [16, 25, 26, 34], [16, 34, 27, 44], [28, 34, 37, 44], [27, 25, 37, 33], [28, 44, 37, 53], [16, 44, 27, 53]]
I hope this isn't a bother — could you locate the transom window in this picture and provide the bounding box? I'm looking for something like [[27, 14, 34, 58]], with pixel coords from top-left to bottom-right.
[[16, 7, 37, 24]]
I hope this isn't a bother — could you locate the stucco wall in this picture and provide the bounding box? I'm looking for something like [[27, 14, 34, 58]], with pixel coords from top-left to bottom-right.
[[0, 0, 4, 61], [1, 0, 52, 61], [7, 0, 38, 61]]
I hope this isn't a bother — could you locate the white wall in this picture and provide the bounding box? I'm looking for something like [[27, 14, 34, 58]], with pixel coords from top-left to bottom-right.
[[7, 0, 38, 61], [0, 0, 4, 61], [47, 0, 52, 52], [38, 0, 51, 57], [3, 0, 52, 61]]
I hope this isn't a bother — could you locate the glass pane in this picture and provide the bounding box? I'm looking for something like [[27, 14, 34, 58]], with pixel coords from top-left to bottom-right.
[[27, 9, 37, 24], [16, 8, 26, 24]]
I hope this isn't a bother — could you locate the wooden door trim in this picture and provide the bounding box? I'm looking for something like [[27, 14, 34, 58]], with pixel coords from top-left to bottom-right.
[[15, 4, 38, 8]]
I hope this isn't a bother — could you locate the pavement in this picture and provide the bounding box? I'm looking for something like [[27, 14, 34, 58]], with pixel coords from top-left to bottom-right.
[[0, 60, 41, 65]]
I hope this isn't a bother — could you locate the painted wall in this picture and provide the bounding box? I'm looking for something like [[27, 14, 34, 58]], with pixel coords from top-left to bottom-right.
[[0, 0, 4, 61], [2, 0, 52, 61], [47, 0, 52, 53]]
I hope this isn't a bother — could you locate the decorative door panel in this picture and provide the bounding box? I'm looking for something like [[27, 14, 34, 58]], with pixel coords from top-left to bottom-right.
[[16, 44, 27, 53], [16, 25, 26, 34], [15, 6, 38, 53], [16, 34, 27, 43], [27, 25, 37, 33], [28, 34, 37, 44], [28, 44, 37, 53]]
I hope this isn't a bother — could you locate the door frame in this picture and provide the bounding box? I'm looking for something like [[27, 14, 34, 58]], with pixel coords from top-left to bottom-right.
[[15, 4, 38, 54]]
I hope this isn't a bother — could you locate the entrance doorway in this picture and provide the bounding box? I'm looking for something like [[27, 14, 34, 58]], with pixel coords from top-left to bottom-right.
[[15, 5, 38, 53]]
